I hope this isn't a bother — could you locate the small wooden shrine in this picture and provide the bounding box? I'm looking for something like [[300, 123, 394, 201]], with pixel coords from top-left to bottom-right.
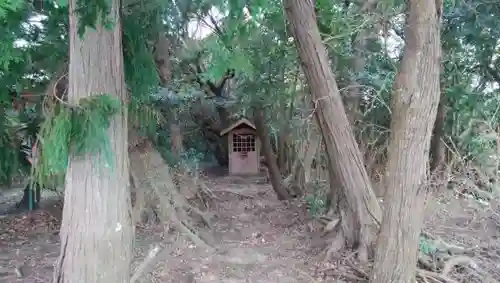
[[220, 118, 260, 175]]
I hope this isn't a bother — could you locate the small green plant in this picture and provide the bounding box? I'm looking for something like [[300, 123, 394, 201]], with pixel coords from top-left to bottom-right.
[[179, 148, 204, 173], [418, 235, 438, 257], [304, 180, 327, 216]]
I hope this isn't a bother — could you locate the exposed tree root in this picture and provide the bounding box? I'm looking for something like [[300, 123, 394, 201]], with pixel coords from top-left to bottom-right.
[[211, 188, 256, 199], [319, 223, 478, 283], [417, 269, 458, 283], [130, 245, 161, 283], [154, 181, 214, 251], [416, 236, 478, 283], [129, 141, 215, 252], [320, 206, 376, 263], [441, 256, 477, 276], [418, 232, 476, 274], [324, 231, 346, 262]]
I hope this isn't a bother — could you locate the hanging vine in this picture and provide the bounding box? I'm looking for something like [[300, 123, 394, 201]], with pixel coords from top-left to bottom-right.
[[33, 94, 120, 188]]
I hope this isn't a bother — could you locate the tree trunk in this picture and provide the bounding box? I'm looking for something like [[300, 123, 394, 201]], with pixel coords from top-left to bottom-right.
[[284, 132, 320, 191], [254, 107, 291, 200], [283, 0, 381, 261], [430, 94, 446, 173], [346, 1, 377, 127], [129, 139, 212, 248], [53, 1, 133, 282], [170, 123, 184, 161], [154, 32, 184, 164], [346, 30, 367, 125], [370, 0, 442, 282], [277, 134, 288, 174], [154, 32, 172, 86], [215, 95, 230, 168]]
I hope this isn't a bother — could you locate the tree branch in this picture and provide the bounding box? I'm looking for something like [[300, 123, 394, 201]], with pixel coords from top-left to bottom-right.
[[485, 65, 500, 85]]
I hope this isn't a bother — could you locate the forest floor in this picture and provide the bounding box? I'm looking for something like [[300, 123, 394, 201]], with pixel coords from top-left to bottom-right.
[[0, 169, 499, 283]]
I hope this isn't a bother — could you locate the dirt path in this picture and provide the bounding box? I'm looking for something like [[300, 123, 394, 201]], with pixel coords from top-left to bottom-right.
[[0, 175, 328, 283], [133, 175, 323, 283], [1, 174, 498, 282]]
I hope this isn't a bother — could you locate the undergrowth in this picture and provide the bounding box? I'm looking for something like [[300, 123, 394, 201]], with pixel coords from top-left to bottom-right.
[[304, 180, 327, 216]]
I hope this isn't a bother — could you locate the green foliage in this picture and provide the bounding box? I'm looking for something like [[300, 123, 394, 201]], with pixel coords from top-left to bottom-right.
[[38, 107, 70, 174], [0, 0, 69, 187], [0, 0, 498, 197], [0, 121, 20, 184], [156, 126, 212, 168], [418, 235, 438, 257], [122, 7, 160, 100], [0, 105, 39, 186], [178, 148, 205, 173], [72, 0, 114, 37], [304, 180, 327, 217], [0, 0, 27, 73], [201, 37, 255, 83], [72, 94, 120, 156], [0, 0, 24, 19], [121, 3, 171, 140], [34, 94, 120, 187]]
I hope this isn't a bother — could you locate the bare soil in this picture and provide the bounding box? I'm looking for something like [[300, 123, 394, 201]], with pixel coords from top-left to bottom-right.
[[0, 173, 499, 283]]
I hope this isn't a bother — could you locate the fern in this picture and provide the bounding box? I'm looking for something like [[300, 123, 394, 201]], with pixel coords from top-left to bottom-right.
[[33, 94, 120, 187]]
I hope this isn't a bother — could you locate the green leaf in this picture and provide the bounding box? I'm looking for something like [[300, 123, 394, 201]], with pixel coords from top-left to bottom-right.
[[56, 0, 69, 8]]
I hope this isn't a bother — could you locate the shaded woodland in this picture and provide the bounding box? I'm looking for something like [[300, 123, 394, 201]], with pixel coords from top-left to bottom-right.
[[0, 0, 499, 282]]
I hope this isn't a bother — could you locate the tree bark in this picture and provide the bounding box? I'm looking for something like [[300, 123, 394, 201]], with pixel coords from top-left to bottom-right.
[[430, 94, 446, 173], [346, 1, 377, 126], [283, 0, 382, 261], [53, 1, 133, 282], [277, 133, 288, 174], [370, 0, 442, 282], [254, 107, 291, 200], [154, 32, 172, 86], [170, 123, 184, 161], [346, 31, 367, 125]]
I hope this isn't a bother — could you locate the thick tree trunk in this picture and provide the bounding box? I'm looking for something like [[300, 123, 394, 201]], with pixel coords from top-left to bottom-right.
[[254, 107, 291, 200], [53, 1, 133, 282], [430, 95, 446, 173], [370, 0, 441, 282], [284, 0, 381, 261]]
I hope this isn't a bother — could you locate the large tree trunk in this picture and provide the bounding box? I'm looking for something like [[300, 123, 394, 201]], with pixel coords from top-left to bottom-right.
[[283, 0, 382, 261], [53, 1, 133, 282], [254, 107, 292, 200], [370, 0, 442, 282]]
